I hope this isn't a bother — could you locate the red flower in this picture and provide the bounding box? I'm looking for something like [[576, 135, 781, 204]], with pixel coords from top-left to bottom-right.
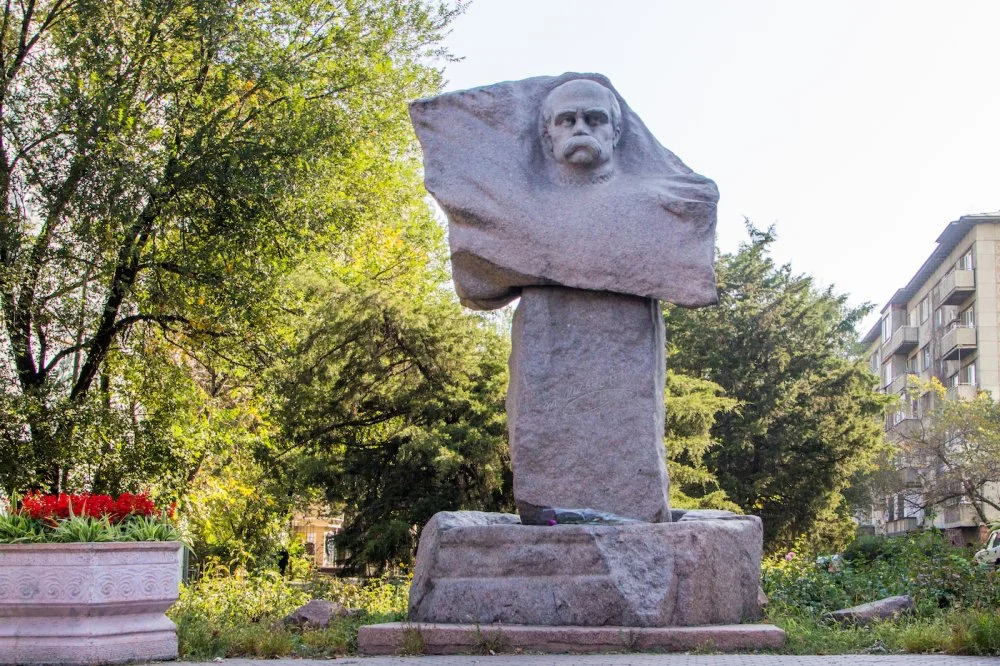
[[19, 492, 162, 523]]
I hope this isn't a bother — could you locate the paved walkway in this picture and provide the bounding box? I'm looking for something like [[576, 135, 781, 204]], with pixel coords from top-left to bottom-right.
[[170, 654, 1000, 665]]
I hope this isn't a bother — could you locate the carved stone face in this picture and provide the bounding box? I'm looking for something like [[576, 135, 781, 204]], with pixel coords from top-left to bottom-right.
[[542, 80, 621, 172]]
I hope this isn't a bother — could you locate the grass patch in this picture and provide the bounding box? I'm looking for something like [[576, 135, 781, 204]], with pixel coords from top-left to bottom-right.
[[951, 611, 1000, 656], [398, 624, 426, 656], [170, 564, 408, 659], [767, 611, 1000, 657], [763, 530, 1000, 656], [471, 623, 512, 655], [169, 530, 1000, 659]]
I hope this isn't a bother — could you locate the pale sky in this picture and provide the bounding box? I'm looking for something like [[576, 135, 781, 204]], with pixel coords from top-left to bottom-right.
[[437, 1, 1000, 332]]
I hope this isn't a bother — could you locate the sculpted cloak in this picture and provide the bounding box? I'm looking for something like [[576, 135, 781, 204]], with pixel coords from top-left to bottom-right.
[[408, 72, 719, 310]]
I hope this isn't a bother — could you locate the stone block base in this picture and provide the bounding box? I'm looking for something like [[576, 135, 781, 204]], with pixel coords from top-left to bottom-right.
[[0, 542, 182, 665], [0, 624, 178, 665], [410, 510, 764, 627], [358, 622, 786, 655]]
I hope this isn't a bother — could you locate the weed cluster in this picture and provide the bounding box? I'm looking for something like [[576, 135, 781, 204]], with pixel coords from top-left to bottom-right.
[[169, 564, 410, 659], [764, 530, 1000, 655]]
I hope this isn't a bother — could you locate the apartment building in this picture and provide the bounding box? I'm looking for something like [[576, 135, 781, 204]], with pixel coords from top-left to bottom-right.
[[861, 212, 1000, 545]]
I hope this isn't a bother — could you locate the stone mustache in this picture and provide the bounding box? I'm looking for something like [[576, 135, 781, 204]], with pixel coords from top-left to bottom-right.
[[409, 73, 719, 526]]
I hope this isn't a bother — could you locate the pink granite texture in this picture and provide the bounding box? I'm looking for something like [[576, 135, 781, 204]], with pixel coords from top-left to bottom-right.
[[358, 622, 786, 655], [0, 541, 183, 665], [409, 511, 764, 627]]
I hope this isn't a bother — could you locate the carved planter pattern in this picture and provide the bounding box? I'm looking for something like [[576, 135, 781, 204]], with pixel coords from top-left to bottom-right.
[[0, 541, 183, 665]]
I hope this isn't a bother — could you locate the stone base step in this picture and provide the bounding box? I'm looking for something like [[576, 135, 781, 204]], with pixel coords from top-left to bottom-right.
[[358, 622, 786, 656]]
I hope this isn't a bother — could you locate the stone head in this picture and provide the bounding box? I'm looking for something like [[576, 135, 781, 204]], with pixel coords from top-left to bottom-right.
[[541, 79, 622, 177]]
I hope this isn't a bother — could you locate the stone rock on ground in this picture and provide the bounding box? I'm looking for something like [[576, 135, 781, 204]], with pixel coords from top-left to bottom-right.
[[283, 599, 356, 628], [825, 595, 916, 625], [410, 510, 762, 627]]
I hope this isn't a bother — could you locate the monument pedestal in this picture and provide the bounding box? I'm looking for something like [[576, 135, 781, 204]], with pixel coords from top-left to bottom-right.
[[358, 510, 785, 655], [410, 510, 765, 627], [358, 622, 787, 655], [509, 287, 670, 524], [392, 73, 761, 656]]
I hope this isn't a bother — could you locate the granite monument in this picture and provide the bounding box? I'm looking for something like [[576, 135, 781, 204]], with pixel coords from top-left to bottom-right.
[[362, 74, 781, 650]]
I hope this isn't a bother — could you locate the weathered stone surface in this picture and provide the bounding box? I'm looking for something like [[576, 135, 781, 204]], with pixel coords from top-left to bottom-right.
[[283, 599, 354, 628], [508, 287, 669, 524], [409, 72, 718, 311], [0, 541, 182, 665], [358, 621, 787, 655], [409, 511, 763, 627], [825, 595, 916, 625]]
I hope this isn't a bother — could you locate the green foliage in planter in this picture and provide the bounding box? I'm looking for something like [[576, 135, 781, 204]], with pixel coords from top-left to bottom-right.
[[1, 491, 185, 544], [119, 514, 186, 542], [0, 511, 184, 544], [0, 514, 46, 543], [50, 516, 118, 542]]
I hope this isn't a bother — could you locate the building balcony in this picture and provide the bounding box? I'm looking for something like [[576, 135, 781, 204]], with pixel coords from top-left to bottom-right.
[[885, 516, 919, 536], [888, 417, 921, 436], [939, 269, 975, 306], [885, 373, 916, 395], [940, 504, 980, 529], [880, 325, 919, 361], [940, 325, 976, 361], [946, 384, 977, 401]]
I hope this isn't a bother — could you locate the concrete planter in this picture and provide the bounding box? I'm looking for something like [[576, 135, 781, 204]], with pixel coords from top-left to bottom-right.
[[0, 541, 183, 665]]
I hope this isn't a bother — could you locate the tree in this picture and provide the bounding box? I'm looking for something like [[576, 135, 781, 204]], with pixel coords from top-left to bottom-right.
[[892, 379, 1000, 523], [664, 370, 740, 512], [271, 272, 512, 574], [663, 224, 890, 550], [0, 0, 462, 494]]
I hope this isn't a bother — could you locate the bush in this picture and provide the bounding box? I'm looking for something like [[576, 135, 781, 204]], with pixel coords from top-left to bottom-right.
[[171, 564, 308, 628], [764, 529, 1000, 656], [841, 533, 903, 564], [764, 530, 998, 618], [169, 565, 411, 659], [304, 567, 410, 619], [951, 611, 1000, 656]]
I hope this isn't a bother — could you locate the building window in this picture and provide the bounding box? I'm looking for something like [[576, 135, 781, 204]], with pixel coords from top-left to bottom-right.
[[920, 345, 931, 371], [881, 315, 892, 342], [959, 305, 975, 328], [883, 363, 893, 387], [960, 361, 976, 386], [868, 352, 880, 374], [907, 355, 919, 374], [938, 306, 958, 329], [919, 297, 930, 323], [957, 247, 974, 271]]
